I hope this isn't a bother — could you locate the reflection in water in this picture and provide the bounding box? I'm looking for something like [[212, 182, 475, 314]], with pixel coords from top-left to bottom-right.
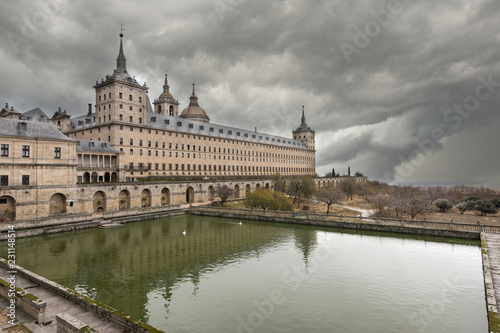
[[0, 215, 488, 333]]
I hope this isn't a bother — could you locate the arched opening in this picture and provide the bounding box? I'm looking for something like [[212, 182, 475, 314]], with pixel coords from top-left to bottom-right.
[[245, 184, 251, 195], [208, 186, 215, 201], [161, 188, 170, 206], [104, 172, 110, 182], [234, 185, 240, 199], [158, 105, 162, 114], [111, 172, 118, 182], [119, 190, 130, 210], [93, 191, 106, 212], [265, 183, 270, 190], [91, 172, 98, 183], [0, 196, 16, 221], [49, 193, 67, 215], [256, 184, 261, 190], [83, 172, 90, 184], [141, 189, 152, 207], [186, 187, 194, 203], [169, 105, 174, 116]]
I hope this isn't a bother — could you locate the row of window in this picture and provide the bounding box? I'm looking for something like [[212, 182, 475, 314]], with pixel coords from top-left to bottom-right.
[[97, 105, 143, 114], [126, 163, 314, 173], [117, 139, 309, 158], [98, 92, 142, 103], [0, 175, 29, 186], [0, 145, 61, 158], [76, 126, 310, 153]]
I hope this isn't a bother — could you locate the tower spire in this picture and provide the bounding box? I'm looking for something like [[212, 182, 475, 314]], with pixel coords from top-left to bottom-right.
[[301, 105, 306, 125], [163, 72, 170, 92], [189, 82, 199, 106], [116, 31, 127, 71]]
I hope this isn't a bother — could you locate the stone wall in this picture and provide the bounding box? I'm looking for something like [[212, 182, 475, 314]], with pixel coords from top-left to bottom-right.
[[0, 176, 363, 222]]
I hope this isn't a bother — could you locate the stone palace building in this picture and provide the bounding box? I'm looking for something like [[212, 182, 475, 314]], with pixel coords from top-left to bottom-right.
[[0, 33, 331, 221]]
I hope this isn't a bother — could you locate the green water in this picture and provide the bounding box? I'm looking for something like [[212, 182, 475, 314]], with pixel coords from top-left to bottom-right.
[[0, 215, 488, 332]]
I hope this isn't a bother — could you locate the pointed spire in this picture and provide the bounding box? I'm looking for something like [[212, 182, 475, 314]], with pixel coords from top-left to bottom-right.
[[116, 32, 127, 70], [189, 82, 199, 106], [163, 72, 170, 93], [301, 105, 306, 125]]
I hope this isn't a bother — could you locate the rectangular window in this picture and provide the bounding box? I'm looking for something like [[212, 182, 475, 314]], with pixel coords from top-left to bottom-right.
[[22, 175, 29, 185], [129, 94, 133, 101], [1, 144, 8, 157], [119, 92, 123, 99], [0, 175, 8, 186], [54, 147, 61, 159], [129, 116, 133, 122], [139, 118, 142, 124], [130, 139, 133, 145], [22, 145, 30, 157], [139, 96, 142, 103], [130, 149, 133, 155]]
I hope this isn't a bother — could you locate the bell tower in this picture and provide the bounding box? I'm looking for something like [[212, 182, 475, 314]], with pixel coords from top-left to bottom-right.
[[153, 72, 179, 116], [93, 32, 149, 127], [293, 106, 315, 151]]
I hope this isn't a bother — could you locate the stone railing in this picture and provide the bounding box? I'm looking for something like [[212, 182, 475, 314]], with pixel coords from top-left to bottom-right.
[[191, 206, 500, 234]]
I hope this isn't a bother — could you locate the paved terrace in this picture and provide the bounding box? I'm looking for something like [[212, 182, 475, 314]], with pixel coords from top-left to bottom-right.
[[0, 264, 125, 332]]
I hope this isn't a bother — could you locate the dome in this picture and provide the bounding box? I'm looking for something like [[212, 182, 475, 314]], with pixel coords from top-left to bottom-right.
[[179, 83, 210, 123]]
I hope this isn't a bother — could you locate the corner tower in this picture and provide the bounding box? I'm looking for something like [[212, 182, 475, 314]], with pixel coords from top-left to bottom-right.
[[293, 106, 315, 151], [93, 32, 149, 127], [153, 73, 179, 116]]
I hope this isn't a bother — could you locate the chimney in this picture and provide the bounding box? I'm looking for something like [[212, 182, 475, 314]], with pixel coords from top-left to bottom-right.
[[255, 127, 257, 133], [87, 104, 92, 116]]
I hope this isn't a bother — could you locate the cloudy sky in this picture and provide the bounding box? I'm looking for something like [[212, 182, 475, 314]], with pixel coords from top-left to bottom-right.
[[1, 0, 499, 189]]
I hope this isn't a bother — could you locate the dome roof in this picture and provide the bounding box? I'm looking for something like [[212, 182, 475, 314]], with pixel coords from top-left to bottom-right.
[[180, 83, 210, 123]]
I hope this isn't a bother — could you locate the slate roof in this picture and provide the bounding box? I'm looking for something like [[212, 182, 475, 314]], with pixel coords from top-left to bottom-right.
[[0, 118, 74, 141], [147, 113, 308, 149], [76, 140, 119, 153], [20, 107, 50, 122]]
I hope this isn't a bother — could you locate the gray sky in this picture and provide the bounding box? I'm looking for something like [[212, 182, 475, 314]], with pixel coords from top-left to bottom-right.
[[1, 0, 499, 189]]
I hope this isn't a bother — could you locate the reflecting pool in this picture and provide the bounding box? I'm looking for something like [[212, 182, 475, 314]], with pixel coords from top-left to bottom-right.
[[0, 215, 488, 332]]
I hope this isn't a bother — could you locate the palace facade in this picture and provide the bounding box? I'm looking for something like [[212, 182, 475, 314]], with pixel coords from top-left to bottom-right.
[[0, 33, 326, 221], [60, 33, 316, 183]]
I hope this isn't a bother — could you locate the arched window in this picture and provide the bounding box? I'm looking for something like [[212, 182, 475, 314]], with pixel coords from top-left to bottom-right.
[[169, 105, 174, 116], [158, 105, 162, 114]]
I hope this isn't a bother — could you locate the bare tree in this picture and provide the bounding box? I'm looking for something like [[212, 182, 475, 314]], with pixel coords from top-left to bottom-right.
[[316, 183, 343, 214], [214, 185, 234, 205], [387, 185, 426, 219], [425, 186, 444, 204], [368, 194, 390, 217]]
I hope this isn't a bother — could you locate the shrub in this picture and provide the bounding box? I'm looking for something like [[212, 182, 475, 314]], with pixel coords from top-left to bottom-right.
[[473, 200, 498, 216], [435, 199, 453, 212], [302, 205, 310, 211], [491, 198, 500, 209]]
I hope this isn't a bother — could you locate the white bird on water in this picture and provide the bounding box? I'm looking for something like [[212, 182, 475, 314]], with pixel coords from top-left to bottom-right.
[[239, 221, 242, 225], [182, 230, 186, 235]]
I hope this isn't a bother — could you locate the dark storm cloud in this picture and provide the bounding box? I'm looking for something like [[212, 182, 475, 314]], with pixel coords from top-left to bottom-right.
[[0, 0, 499, 187]]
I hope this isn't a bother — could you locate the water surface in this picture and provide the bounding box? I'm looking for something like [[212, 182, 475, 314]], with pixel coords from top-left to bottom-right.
[[0, 215, 488, 332]]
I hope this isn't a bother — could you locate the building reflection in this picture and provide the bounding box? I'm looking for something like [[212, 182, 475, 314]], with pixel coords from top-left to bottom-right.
[[6, 215, 317, 321]]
